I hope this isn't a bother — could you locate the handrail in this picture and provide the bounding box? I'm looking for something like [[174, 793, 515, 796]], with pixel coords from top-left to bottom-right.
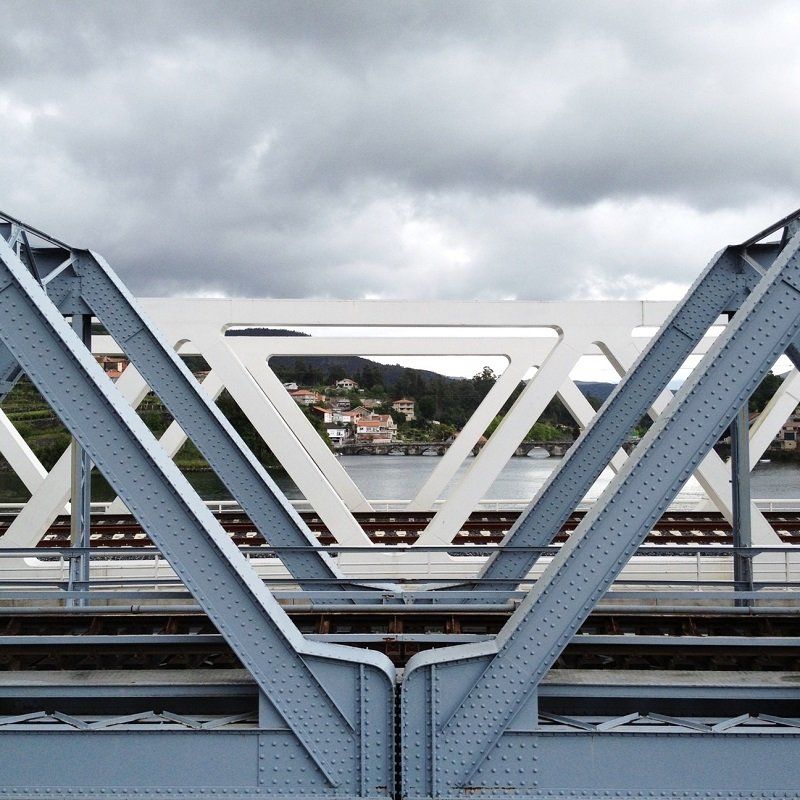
[[0, 497, 799, 514]]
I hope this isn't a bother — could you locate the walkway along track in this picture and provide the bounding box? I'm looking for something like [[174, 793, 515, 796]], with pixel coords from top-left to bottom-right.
[[2, 608, 800, 672]]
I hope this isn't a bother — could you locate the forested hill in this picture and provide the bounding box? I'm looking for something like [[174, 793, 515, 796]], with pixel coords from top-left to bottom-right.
[[577, 381, 615, 405], [227, 328, 449, 387]]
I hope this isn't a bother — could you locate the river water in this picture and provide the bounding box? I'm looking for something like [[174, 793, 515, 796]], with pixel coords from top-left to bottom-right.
[[303, 454, 800, 507], [1, 453, 793, 507]]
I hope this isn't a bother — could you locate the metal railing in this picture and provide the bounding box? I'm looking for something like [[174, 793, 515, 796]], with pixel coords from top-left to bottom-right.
[[2, 497, 798, 515]]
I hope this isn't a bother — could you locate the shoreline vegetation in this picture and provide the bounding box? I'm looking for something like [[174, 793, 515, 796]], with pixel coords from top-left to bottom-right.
[[0, 354, 795, 475]]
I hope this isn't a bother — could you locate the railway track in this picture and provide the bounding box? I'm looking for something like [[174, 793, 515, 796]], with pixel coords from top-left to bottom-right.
[[3, 510, 799, 671], [5, 509, 800, 548]]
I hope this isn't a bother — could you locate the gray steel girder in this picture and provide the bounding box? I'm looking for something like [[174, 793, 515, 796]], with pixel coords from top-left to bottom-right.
[[473, 246, 756, 594], [1, 728, 800, 799], [0, 341, 21, 399], [0, 225, 84, 399], [72, 251, 349, 591], [402, 231, 800, 796], [0, 236, 394, 794], [0, 215, 354, 590]]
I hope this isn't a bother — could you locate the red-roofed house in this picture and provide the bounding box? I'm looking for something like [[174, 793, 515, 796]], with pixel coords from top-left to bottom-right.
[[341, 406, 370, 424], [290, 389, 323, 406], [355, 414, 398, 443]]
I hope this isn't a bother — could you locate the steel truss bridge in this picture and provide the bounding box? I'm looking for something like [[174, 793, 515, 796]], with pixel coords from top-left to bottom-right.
[[1, 209, 800, 797]]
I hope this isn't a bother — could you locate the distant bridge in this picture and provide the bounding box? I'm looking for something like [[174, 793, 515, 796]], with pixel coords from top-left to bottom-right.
[[337, 438, 640, 457]]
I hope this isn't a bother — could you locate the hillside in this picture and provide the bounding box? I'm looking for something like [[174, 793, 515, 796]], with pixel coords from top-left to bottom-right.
[[227, 328, 460, 386], [226, 328, 615, 405]]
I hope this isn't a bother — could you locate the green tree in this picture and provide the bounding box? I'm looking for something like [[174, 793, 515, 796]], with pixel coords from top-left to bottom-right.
[[749, 371, 784, 414]]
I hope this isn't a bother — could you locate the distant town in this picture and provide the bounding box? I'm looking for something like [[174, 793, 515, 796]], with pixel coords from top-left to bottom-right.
[[286, 377, 417, 447]]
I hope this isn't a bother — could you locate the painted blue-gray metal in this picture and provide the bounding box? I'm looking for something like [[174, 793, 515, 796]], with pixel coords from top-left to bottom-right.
[[0, 236, 394, 795], [1, 215, 353, 594], [6, 669, 800, 709], [473, 247, 755, 595], [72, 251, 351, 592], [402, 231, 800, 797], [0, 340, 22, 398], [68, 313, 92, 602], [730, 404, 753, 592], [0, 225, 82, 398], [1, 729, 799, 800]]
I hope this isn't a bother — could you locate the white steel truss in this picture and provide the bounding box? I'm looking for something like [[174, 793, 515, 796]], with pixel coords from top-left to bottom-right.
[[1, 297, 798, 584]]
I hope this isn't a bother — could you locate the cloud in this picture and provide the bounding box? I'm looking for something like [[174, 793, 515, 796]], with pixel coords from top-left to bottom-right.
[[0, 1, 797, 300]]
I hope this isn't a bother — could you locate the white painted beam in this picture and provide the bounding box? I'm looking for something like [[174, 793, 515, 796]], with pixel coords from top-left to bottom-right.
[[417, 334, 589, 546]]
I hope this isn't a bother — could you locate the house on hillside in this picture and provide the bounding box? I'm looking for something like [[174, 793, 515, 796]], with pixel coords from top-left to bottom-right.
[[290, 389, 323, 406], [392, 397, 416, 421], [311, 406, 334, 424], [325, 424, 350, 446], [775, 411, 800, 450], [355, 414, 398, 444], [282, 381, 299, 391], [361, 398, 383, 410], [341, 406, 370, 424], [336, 378, 359, 391]]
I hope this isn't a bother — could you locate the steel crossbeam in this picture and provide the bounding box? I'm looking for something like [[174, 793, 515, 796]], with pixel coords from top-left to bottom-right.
[[472, 245, 762, 594], [71, 251, 351, 591], [0, 217, 362, 591], [0, 221, 88, 400], [0, 235, 394, 795], [402, 229, 800, 796]]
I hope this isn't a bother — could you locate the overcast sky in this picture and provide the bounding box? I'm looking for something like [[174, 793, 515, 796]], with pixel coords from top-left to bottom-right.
[[1, 1, 798, 302]]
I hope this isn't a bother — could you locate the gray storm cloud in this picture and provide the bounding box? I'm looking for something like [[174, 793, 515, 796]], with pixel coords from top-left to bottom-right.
[[0, 0, 797, 300]]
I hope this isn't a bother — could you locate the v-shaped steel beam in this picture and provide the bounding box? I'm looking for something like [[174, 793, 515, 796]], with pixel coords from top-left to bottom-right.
[[471, 212, 800, 596], [0, 231, 394, 791], [0, 212, 360, 593], [403, 225, 800, 795]]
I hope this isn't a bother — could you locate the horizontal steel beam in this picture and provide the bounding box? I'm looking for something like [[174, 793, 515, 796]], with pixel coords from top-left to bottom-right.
[[3, 633, 798, 647]]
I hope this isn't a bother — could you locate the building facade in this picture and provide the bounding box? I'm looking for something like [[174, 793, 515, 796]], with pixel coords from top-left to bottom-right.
[[391, 397, 416, 421]]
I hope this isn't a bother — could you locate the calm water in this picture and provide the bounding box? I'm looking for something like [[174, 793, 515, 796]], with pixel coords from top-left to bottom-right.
[[1, 453, 793, 506], [306, 455, 800, 506]]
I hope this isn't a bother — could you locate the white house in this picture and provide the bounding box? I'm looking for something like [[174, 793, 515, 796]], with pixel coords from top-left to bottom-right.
[[336, 378, 359, 391], [391, 397, 416, 421], [312, 406, 334, 423], [325, 424, 350, 445]]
